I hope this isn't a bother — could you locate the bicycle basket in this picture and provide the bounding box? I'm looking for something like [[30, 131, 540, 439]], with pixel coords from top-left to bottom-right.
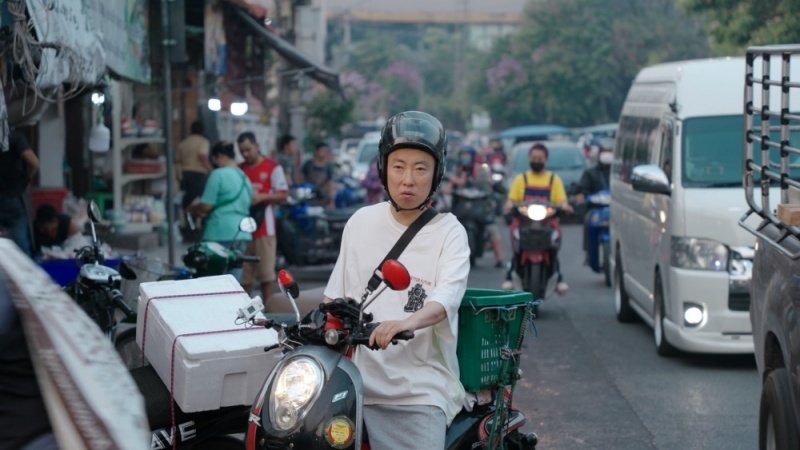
[[457, 289, 533, 392]]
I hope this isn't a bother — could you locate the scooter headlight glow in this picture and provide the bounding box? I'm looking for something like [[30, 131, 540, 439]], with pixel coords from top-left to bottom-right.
[[526, 205, 549, 221], [269, 356, 324, 431]]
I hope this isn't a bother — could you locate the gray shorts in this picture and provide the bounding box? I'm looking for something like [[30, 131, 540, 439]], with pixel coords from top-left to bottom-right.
[[364, 404, 446, 450]]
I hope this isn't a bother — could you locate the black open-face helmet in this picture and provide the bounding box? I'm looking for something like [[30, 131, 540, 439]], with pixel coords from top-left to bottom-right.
[[378, 111, 447, 210]]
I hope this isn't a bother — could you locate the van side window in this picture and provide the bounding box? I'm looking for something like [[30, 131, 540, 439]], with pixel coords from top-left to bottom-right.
[[637, 118, 659, 167], [660, 122, 674, 182], [616, 115, 638, 183]]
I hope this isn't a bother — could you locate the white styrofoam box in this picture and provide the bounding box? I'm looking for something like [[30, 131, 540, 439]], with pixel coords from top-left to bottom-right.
[[135, 275, 281, 412]]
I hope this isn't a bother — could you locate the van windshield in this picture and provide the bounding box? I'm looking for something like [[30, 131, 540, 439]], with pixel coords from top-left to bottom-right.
[[682, 115, 800, 187]]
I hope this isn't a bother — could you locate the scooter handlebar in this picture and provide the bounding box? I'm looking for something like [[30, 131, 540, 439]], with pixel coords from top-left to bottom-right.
[[351, 323, 414, 349], [392, 330, 415, 341], [109, 289, 135, 319], [237, 255, 261, 263]]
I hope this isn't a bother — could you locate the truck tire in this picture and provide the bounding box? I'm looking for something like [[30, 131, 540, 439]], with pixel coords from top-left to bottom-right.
[[759, 368, 800, 450], [613, 253, 636, 322]]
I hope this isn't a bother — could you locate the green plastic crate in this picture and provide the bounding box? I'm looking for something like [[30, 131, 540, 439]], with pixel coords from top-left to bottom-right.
[[457, 288, 533, 392]]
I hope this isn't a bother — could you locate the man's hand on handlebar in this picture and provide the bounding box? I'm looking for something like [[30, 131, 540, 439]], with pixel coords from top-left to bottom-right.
[[369, 320, 414, 350]]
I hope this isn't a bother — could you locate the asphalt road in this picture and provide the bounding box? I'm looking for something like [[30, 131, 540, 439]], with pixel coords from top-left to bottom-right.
[[285, 221, 760, 449], [466, 223, 760, 450]]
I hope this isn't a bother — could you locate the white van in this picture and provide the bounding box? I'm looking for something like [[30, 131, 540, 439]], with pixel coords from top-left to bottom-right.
[[610, 57, 762, 355]]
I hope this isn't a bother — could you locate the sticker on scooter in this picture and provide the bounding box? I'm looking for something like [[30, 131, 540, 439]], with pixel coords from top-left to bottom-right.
[[332, 390, 348, 403], [324, 416, 355, 449], [150, 421, 196, 449]]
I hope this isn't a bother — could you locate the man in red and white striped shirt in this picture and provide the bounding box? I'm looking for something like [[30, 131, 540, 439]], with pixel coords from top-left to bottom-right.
[[238, 132, 288, 300]]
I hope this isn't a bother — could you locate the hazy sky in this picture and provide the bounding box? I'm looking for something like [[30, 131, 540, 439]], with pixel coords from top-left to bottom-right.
[[325, 0, 528, 23]]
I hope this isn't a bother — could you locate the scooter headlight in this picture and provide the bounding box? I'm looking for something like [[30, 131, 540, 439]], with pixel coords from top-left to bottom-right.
[[527, 205, 549, 221], [269, 356, 324, 431]]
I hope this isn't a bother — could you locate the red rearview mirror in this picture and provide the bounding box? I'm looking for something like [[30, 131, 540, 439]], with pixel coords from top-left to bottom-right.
[[381, 259, 410, 291]]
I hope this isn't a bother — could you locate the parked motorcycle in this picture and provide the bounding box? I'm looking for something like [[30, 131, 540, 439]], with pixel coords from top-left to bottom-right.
[[334, 174, 367, 209], [509, 202, 563, 314], [277, 184, 357, 266], [451, 186, 496, 265], [243, 261, 538, 450], [584, 190, 611, 286], [63, 201, 137, 338]]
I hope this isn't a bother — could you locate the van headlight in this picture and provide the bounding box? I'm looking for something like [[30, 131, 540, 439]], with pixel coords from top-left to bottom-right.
[[269, 356, 324, 431], [671, 237, 728, 271]]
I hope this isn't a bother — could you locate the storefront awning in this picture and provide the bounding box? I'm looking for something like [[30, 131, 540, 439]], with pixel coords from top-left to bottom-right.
[[231, 6, 343, 96]]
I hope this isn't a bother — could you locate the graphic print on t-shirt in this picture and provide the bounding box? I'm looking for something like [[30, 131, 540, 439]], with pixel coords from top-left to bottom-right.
[[404, 283, 427, 312]]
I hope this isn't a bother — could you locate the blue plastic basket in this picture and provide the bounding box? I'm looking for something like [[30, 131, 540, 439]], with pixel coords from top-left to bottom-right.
[[39, 258, 121, 287]]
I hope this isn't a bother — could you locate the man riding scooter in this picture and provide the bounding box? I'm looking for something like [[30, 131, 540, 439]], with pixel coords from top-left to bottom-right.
[[576, 138, 613, 268], [503, 142, 573, 296], [449, 146, 505, 268], [323, 111, 471, 450]]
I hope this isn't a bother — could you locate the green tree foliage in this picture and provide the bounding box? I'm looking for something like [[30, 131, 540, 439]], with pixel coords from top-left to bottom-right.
[[471, 0, 711, 128], [679, 0, 800, 52], [335, 25, 482, 129], [304, 89, 355, 149]]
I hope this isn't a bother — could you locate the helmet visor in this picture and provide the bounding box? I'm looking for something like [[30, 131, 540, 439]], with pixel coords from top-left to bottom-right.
[[388, 115, 444, 153]]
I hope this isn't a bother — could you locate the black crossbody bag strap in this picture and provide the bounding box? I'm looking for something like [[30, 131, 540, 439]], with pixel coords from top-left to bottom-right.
[[366, 207, 438, 292]]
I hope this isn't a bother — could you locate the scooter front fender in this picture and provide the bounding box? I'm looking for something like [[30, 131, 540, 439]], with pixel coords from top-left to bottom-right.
[[248, 345, 365, 450]]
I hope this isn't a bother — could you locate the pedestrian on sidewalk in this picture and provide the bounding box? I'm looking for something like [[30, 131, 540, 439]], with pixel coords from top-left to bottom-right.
[[301, 142, 335, 209], [276, 134, 300, 186], [237, 132, 288, 301], [0, 128, 38, 256], [175, 121, 211, 240], [187, 141, 253, 280]]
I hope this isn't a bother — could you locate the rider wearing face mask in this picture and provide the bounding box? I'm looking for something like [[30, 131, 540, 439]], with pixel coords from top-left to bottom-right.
[[576, 137, 614, 258], [504, 142, 573, 294], [577, 137, 614, 202]]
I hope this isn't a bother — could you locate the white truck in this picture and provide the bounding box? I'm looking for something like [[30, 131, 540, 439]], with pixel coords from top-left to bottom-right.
[[740, 44, 800, 449]]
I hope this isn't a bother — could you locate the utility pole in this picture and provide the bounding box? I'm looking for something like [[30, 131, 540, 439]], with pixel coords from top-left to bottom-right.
[[160, 0, 176, 266]]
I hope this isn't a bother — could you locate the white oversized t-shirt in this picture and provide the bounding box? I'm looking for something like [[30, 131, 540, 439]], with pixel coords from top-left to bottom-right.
[[324, 202, 470, 423]]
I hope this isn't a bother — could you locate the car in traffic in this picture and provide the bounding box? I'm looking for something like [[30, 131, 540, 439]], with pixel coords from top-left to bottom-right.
[[498, 124, 573, 151], [338, 137, 361, 160], [351, 131, 381, 182], [506, 140, 586, 217]]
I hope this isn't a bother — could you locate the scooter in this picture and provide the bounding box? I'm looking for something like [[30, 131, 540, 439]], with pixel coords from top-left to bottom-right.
[[334, 174, 367, 209], [277, 184, 357, 266], [508, 202, 563, 314], [63, 201, 138, 339], [244, 261, 538, 450], [451, 186, 496, 265], [584, 190, 611, 287]]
